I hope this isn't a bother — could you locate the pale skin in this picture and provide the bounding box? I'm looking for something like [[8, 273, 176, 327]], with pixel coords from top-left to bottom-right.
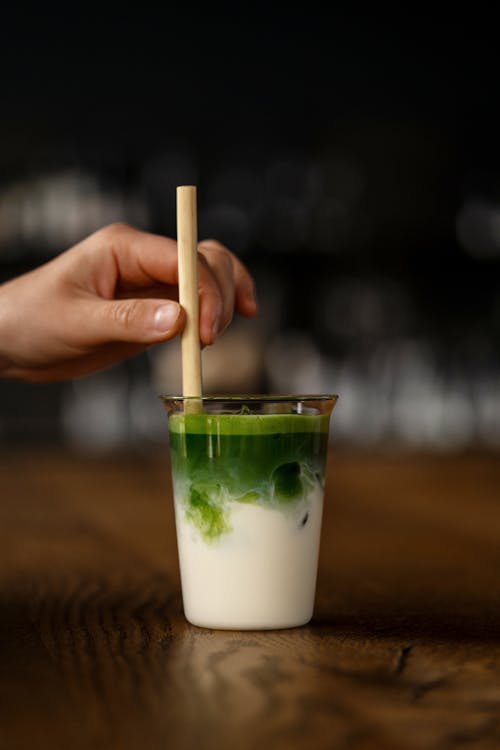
[[0, 223, 257, 382]]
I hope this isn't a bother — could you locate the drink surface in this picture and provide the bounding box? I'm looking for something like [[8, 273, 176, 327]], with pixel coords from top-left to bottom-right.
[[169, 413, 329, 543]]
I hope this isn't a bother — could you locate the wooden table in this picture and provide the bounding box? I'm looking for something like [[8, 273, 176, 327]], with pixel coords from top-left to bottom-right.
[[1, 449, 499, 749]]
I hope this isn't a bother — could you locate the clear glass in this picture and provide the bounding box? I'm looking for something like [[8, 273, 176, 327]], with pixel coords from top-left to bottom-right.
[[161, 394, 337, 630]]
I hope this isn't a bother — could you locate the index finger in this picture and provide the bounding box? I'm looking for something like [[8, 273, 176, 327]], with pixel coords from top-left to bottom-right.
[[199, 240, 258, 318], [97, 224, 181, 291]]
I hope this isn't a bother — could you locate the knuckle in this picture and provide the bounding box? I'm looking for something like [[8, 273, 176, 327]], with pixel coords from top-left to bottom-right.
[[199, 239, 225, 251], [98, 222, 134, 244], [200, 241, 232, 264], [112, 299, 142, 330]]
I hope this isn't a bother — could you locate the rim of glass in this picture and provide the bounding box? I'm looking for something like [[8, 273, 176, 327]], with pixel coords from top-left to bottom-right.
[[160, 394, 338, 402]]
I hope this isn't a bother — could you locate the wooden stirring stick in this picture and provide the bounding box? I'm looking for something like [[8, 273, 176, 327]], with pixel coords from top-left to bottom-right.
[[176, 186, 202, 408]]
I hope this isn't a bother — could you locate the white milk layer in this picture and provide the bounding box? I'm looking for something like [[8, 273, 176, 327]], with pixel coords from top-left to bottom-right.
[[173, 485, 324, 630]]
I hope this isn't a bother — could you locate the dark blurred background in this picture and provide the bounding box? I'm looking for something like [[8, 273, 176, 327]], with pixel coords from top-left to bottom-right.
[[1, 8, 499, 452]]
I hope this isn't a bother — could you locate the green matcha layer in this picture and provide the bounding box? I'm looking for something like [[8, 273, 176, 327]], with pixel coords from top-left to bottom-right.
[[169, 412, 330, 436], [169, 413, 329, 542]]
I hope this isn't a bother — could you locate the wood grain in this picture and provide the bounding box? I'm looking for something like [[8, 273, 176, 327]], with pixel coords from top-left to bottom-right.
[[0, 449, 499, 749]]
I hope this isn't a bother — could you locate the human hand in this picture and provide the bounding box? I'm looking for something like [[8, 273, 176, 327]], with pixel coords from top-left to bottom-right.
[[0, 223, 257, 382]]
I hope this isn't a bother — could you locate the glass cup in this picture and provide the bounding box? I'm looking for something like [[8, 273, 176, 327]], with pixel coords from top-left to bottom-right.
[[161, 395, 337, 630]]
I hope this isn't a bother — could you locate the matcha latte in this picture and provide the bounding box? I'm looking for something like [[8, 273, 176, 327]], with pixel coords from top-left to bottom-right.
[[163, 397, 336, 630]]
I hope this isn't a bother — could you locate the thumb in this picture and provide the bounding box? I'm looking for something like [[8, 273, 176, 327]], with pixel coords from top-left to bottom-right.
[[95, 298, 184, 344]]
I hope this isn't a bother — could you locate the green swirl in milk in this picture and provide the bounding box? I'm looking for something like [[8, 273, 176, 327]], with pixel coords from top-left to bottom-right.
[[169, 413, 329, 543]]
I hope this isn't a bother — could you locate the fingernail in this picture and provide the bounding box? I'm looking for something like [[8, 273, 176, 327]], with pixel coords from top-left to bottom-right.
[[212, 306, 223, 340], [212, 315, 221, 340], [247, 282, 257, 305], [154, 303, 179, 332]]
